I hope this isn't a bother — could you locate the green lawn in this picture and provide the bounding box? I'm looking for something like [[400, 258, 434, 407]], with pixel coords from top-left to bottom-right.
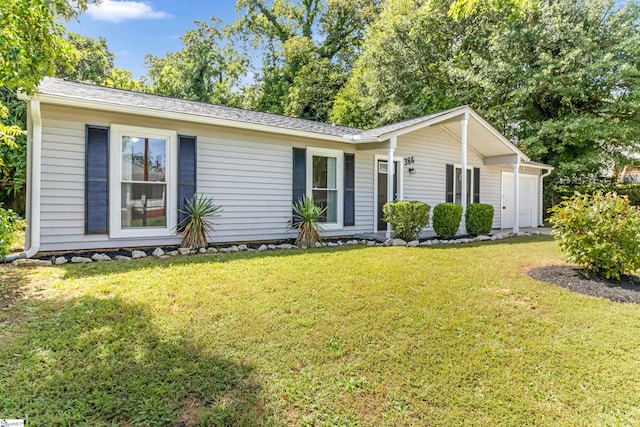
[[1, 236, 640, 426]]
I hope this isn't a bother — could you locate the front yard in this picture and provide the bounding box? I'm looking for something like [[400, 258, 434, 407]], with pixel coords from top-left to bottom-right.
[[1, 236, 640, 426]]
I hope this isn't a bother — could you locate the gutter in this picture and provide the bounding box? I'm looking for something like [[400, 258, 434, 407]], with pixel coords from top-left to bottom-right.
[[5, 100, 41, 262]]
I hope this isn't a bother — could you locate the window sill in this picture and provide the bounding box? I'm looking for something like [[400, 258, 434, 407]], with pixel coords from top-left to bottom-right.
[[109, 227, 177, 239]]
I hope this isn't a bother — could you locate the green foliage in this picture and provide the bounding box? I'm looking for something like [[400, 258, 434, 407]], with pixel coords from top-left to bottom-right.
[[432, 203, 462, 239], [1, 1, 94, 212], [549, 192, 640, 280], [332, 0, 640, 184], [550, 182, 640, 206], [177, 193, 222, 249], [232, 0, 378, 121], [56, 32, 114, 84], [292, 195, 326, 248], [145, 19, 248, 105], [465, 203, 494, 236], [104, 68, 148, 92], [382, 200, 431, 241], [0, 206, 25, 258], [0, 0, 91, 93]]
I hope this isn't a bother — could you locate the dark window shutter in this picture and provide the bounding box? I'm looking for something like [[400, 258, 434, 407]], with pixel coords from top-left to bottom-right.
[[85, 125, 109, 234], [445, 164, 454, 203], [178, 135, 197, 225], [293, 147, 306, 207], [473, 167, 480, 203], [344, 153, 355, 226]]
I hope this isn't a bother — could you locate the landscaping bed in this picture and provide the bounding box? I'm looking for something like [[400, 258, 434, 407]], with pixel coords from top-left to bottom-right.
[[529, 265, 640, 304]]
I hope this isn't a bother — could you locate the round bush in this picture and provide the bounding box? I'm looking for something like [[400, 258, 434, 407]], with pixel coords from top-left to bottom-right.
[[549, 192, 640, 280], [465, 203, 494, 236], [382, 200, 431, 241], [432, 203, 462, 239]]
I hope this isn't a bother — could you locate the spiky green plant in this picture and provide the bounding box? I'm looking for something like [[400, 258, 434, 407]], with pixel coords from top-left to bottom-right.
[[292, 195, 326, 248], [177, 194, 222, 249]]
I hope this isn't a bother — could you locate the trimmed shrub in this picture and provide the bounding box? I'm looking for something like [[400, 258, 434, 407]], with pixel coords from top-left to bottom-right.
[[0, 207, 25, 259], [549, 192, 640, 280], [465, 203, 494, 236], [432, 203, 462, 239], [382, 200, 431, 241]]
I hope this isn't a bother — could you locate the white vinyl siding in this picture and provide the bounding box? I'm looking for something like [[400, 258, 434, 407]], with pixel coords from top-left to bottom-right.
[[359, 126, 537, 232], [36, 104, 538, 252], [37, 105, 372, 251]]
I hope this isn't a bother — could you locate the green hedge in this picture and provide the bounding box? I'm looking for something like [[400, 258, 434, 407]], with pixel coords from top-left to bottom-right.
[[432, 203, 462, 239], [549, 192, 640, 280], [382, 200, 431, 241], [465, 203, 494, 236], [0, 207, 25, 259]]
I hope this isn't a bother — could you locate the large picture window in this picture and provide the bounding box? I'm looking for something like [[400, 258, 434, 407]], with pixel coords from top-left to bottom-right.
[[306, 147, 343, 228], [110, 125, 177, 238], [121, 136, 167, 227]]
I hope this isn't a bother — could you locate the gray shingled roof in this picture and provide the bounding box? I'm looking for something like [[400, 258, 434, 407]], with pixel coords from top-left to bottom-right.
[[37, 78, 478, 141], [37, 78, 363, 138], [357, 106, 468, 138]]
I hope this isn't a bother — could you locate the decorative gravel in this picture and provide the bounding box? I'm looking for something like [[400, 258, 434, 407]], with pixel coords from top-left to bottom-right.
[[529, 265, 640, 304]]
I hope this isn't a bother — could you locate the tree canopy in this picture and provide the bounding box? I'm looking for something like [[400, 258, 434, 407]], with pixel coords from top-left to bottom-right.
[[332, 0, 640, 180], [144, 19, 247, 105]]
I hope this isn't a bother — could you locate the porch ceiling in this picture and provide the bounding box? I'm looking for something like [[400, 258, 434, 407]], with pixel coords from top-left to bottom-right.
[[440, 115, 521, 159]]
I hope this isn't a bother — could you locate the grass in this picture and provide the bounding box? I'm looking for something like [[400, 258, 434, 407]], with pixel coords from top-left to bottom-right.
[[1, 235, 640, 426]]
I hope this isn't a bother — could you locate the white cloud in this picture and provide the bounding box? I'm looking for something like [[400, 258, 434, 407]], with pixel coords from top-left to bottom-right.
[[86, 1, 171, 23]]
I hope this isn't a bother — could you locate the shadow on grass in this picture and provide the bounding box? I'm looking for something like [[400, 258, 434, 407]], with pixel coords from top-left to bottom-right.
[[0, 291, 268, 426], [57, 244, 364, 280]]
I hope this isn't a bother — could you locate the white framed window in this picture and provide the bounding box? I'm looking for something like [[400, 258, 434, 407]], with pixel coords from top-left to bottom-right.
[[454, 165, 473, 205], [306, 147, 344, 229], [109, 124, 178, 238]]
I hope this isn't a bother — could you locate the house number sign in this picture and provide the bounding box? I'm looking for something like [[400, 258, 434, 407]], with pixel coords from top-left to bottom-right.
[[404, 156, 415, 166]]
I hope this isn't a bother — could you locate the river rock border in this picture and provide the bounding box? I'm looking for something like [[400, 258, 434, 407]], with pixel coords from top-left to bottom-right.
[[11, 231, 542, 266]]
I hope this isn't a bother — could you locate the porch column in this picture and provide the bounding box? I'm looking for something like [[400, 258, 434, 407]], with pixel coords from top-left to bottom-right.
[[386, 136, 397, 238], [513, 156, 521, 234], [461, 112, 469, 232]]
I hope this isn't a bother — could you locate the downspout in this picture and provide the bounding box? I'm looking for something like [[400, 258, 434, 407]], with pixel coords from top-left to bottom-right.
[[5, 100, 41, 262], [539, 168, 553, 227]]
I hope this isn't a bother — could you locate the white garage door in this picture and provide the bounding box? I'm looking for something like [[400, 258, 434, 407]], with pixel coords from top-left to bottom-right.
[[502, 173, 538, 228]]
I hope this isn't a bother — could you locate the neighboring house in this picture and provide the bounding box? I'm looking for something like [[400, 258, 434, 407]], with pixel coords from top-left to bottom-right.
[[17, 78, 552, 254]]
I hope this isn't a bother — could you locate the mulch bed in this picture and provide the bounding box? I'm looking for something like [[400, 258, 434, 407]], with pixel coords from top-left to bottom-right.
[[529, 265, 640, 304]]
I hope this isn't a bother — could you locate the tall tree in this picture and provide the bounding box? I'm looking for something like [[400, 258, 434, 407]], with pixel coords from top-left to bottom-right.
[[145, 19, 248, 105], [233, 0, 379, 121], [56, 32, 115, 84], [332, 0, 640, 180], [0, 0, 93, 212]]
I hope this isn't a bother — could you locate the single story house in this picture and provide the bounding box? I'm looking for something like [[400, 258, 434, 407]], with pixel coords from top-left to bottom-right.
[[16, 77, 552, 255]]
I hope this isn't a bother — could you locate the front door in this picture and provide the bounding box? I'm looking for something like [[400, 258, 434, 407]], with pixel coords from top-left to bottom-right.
[[377, 160, 400, 231]]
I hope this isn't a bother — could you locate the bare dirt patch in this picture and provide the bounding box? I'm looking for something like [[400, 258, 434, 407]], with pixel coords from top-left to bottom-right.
[[529, 265, 640, 304]]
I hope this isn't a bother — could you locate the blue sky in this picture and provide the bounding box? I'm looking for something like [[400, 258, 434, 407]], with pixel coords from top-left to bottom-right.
[[66, 1, 241, 79]]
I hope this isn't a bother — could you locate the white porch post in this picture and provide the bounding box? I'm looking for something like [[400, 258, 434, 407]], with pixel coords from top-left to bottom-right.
[[461, 112, 469, 232], [513, 156, 521, 234], [386, 137, 397, 238]]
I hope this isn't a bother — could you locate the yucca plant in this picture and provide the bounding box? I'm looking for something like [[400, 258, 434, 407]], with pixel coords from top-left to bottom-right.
[[292, 195, 326, 248], [177, 193, 222, 248]]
